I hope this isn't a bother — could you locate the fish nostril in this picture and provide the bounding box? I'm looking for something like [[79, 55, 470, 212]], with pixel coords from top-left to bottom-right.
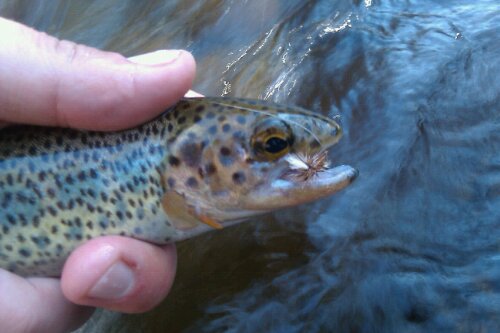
[[331, 124, 342, 138]]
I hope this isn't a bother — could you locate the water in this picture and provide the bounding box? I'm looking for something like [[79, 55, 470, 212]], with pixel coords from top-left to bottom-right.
[[1, 0, 499, 332]]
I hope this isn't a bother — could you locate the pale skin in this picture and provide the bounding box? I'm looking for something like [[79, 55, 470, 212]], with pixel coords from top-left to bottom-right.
[[0, 17, 199, 333]]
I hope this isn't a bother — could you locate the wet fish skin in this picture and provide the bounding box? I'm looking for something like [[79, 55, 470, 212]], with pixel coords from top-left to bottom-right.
[[0, 97, 357, 276]]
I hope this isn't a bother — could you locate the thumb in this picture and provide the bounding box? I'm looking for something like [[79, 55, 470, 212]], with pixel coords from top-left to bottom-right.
[[0, 17, 196, 130], [0, 270, 93, 333]]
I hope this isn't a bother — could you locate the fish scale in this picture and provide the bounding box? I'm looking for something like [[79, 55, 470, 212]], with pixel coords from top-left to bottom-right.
[[0, 97, 358, 276]]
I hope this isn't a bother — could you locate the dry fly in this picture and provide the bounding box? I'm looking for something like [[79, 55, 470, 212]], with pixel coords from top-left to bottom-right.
[[284, 151, 331, 181]]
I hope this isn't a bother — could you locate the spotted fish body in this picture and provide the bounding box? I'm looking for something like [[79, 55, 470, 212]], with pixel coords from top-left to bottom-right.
[[0, 97, 357, 276]]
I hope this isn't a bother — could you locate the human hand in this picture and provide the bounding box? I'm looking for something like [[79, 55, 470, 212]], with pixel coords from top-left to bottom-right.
[[0, 17, 195, 333]]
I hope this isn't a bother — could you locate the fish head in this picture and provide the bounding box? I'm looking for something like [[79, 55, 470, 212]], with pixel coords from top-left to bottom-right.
[[162, 98, 358, 235]]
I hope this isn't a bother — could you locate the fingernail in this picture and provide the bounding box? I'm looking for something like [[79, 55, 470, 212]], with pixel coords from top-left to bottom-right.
[[88, 261, 135, 300], [128, 50, 182, 66]]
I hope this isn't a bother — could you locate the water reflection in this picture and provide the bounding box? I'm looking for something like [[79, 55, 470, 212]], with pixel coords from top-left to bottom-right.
[[1, 0, 499, 332]]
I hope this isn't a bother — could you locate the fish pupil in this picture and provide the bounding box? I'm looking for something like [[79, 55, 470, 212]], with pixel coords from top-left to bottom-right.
[[264, 137, 288, 153]]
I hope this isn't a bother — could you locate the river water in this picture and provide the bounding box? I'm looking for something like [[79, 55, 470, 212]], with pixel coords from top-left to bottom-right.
[[1, 1, 499, 332]]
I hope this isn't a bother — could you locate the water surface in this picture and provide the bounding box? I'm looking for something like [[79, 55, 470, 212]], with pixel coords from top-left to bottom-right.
[[1, 0, 499, 332]]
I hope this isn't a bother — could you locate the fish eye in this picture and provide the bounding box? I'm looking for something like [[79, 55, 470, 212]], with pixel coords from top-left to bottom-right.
[[264, 136, 289, 154], [251, 119, 294, 160]]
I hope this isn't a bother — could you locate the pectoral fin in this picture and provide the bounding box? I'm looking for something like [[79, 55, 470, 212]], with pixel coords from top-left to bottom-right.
[[162, 190, 223, 230], [193, 214, 223, 230]]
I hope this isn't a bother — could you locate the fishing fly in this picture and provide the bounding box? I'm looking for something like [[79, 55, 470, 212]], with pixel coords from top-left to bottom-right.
[[284, 151, 331, 181]]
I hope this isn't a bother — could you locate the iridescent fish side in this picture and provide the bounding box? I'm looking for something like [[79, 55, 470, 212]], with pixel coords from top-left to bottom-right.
[[0, 97, 358, 276]]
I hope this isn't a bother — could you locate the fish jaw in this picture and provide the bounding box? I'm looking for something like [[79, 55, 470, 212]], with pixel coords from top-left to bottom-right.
[[239, 165, 358, 211]]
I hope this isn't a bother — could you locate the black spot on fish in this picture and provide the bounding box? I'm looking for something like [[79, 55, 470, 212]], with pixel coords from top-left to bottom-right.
[[236, 115, 246, 125], [37, 171, 47, 182], [77, 171, 86, 181], [32, 216, 40, 228], [6, 214, 16, 225], [220, 147, 231, 156], [186, 177, 199, 188], [88, 188, 97, 198], [65, 175, 74, 185], [89, 169, 98, 179], [232, 171, 246, 185], [195, 105, 205, 113], [180, 142, 201, 167], [18, 213, 27, 226], [219, 147, 235, 166], [6, 174, 13, 186], [167, 177, 176, 188], [208, 125, 217, 135], [47, 206, 57, 217], [169, 156, 181, 167], [222, 123, 231, 133], [177, 116, 186, 124], [19, 249, 31, 258], [28, 146, 37, 155], [87, 203, 95, 213], [91, 151, 100, 162]]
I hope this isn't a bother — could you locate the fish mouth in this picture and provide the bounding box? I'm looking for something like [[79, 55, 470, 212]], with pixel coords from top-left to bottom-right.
[[242, 154, 358, 211]]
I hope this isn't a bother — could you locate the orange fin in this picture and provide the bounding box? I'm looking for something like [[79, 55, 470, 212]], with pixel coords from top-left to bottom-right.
[[162, 190, 223, 230], [197, 214, 224, 230]]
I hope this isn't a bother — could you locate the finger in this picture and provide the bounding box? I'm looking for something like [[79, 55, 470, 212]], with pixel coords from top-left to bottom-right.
[[61, 236, 177, 313], [0, 18, 196, 130], [0, 270, 93, 333]]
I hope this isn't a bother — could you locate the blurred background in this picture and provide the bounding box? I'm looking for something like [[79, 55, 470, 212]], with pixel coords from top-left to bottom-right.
[[1, 1, 499, 332]]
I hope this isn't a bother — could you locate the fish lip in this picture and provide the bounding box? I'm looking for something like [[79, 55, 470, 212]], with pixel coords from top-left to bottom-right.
[[242, 164, 358, 211]]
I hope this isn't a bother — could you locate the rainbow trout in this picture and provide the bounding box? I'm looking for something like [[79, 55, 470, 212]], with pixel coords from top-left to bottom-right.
[[0, 98, 357, 276]]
